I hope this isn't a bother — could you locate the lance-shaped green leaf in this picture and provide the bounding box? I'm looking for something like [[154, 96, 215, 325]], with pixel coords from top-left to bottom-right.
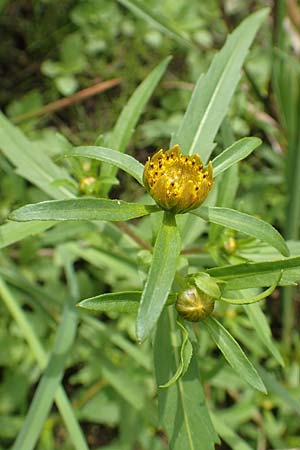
[[100, 56, 171, 195], [212, 137, 262, 177], [245, 303, 284, 367], [207, 256, 300, 289], [65, 146, 144, 185], [172, 8, 269, 161], [136, 212, 181, 342], [117, 0, 191, 47], [0, 221, 55, 249], [159, 321, 193, 388], [219, 274, 281, 305], [202, 316, 266, 393], [193, 206, 289, 257], [77, 290, 177, 314], [9, 199, 159, 222], [154, 310, 219, 450], [0, 111, 74, 199]]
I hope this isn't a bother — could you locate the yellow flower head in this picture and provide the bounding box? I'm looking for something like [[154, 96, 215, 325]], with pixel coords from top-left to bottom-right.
[[143, 144, 213, 214]]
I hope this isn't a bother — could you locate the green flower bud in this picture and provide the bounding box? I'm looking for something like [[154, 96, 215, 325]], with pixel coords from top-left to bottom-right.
[[143, 144, 213, 214], [176, 286, 215, 322], [79, 176, 97, 195]]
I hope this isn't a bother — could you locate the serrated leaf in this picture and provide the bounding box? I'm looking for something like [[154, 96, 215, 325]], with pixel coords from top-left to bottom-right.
[[9, 199, 159, 222], [202, 316, 267, 393], [159, 321, 193, 388], [65, 145, 144, 185], [212, 137, 262, 177], [172, 8, 269, 161], [193, 206, 289, 257], [136, 213, 181, 342]]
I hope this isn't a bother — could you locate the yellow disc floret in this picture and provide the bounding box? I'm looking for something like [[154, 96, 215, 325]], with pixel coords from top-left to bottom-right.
[[143, 144, 213, 214]]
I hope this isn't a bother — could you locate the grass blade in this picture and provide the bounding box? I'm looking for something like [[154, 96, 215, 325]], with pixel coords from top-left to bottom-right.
[[9, 199, 159, 222], [11, 260, 81, 450], [172, 9, 269, 161], [193, 206, 289, 257], [136, 212, 181, 342], [117, 0, 191, 47], [244, 303, 284, 367], [212, 137, 261, 177], [202, 316, 266, 393], [65, 145, 144, 185], [0, 277, 89, 450]]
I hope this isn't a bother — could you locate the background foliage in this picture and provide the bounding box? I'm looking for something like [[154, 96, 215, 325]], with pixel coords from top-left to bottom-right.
[[1, 1, 300, 449]]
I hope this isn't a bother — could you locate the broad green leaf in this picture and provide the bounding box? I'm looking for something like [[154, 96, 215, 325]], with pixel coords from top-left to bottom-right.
[[159, 321, 193, 388], [245, 303, 284, 367], [172, 8, 269, 161], [9, 199, 159, 222], [0, 111, 74, 199], [100, 56, 171, 195], [65, 145, 144, 185], [212, 137, 262, 177], [0, 221, 55, 249], [154, 310, 219, 450], [77, 290, 177, 314], [202, 316, 266, 393], [117, 0, 191, 47], [193, 206, 289, 257], [136, 212, 181, 342], [207, 256, 300, 290]]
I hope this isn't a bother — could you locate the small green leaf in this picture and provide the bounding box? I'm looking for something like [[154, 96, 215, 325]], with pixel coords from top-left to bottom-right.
[[193, 207, 289, 257], [193, 273, 221, 298], [65, 146, 144, 185], [219, 275, 281, 305], [9, 199, 159, 222], [77, 290, 177, 314], [207, 256, 300, 290], [136, 212, 181, 342], [159, 321, 193, 388], [202, 316, 267, 393], [212, 137, 262, 177]]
